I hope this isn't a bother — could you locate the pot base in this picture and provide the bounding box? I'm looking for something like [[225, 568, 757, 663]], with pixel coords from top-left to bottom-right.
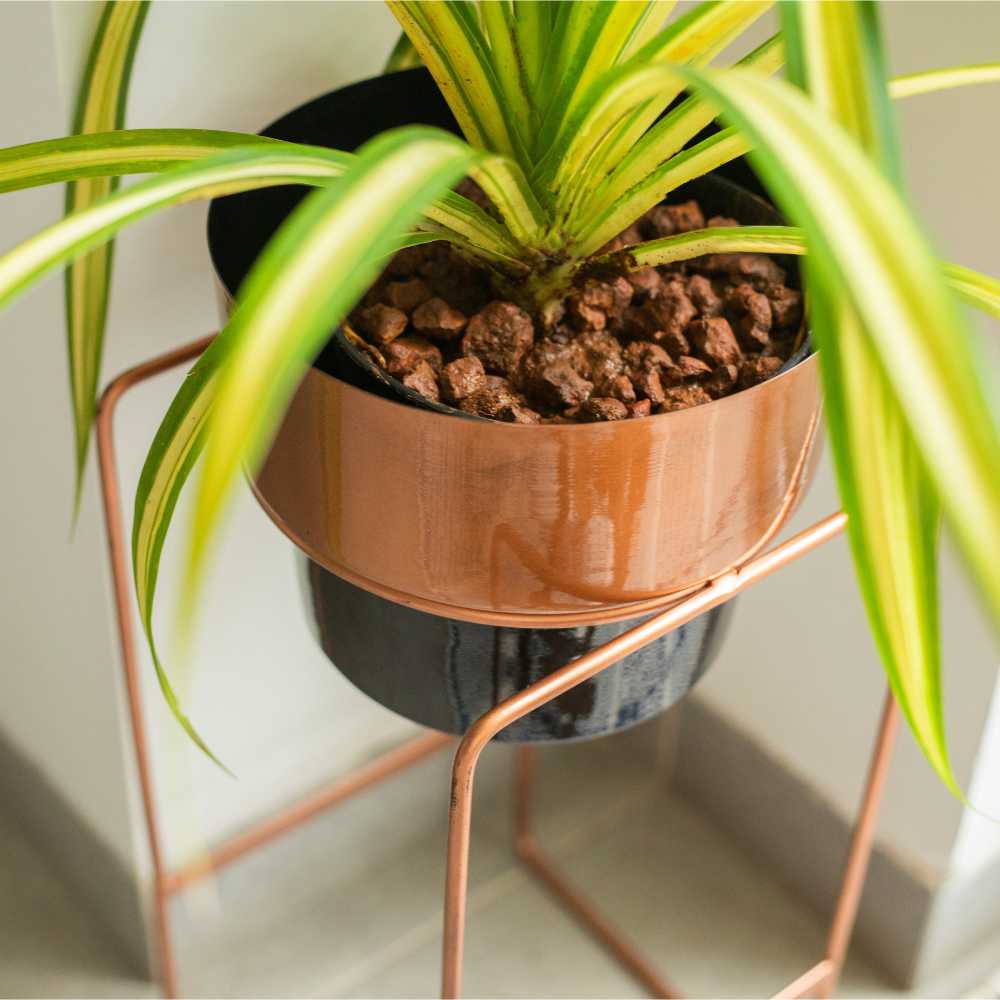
[[304, 559, 732, 742]]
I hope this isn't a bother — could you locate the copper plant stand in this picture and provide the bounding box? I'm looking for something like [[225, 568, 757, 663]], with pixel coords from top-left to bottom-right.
[[96, 337, 898, 1000]]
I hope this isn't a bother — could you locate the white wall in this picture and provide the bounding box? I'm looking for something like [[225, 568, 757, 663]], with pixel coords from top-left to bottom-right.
[[0, 0, 140, 876], [696, 1, 1000, 875], [2, 0, 999, 892]]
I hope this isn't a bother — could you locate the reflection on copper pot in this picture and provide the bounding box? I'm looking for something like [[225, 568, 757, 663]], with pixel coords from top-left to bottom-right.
[[252, 352, 822, 627]]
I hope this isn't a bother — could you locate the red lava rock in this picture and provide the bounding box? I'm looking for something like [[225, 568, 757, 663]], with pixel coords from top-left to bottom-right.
[[536, 362, 593, 408], [704, 363, 739, 398], [507, 404, 542, 424], [687, 274, 723, 318], [608, 374, 637, 404], [643, 281, 697, 345], [624, 340, 673, 375], [518, 339, 586, 392], [656, 326, 691, 360], [384, 278, 433, 312], [567, 279, 631, 331], [633, 368, 666, 405], [627, 267, 664, 299], [363, 197, 799, 422], [412, 297, 468, 341], [686, 316, 743, 367], [358, 303, 408, 347], [673, 355, 712, 380], [439, 355, 486, 403], [644, 200, 705, 238], [707, 215, 739, 228], [459, 375, 539, 423], [385, 244, 430, 278], [726, 282, 772, 349], [597, 223, 644, 255], [578, 397, 629, 422], [658, 384, 713, 413], [762, 338, 794, 359], [577, 329, 625, 388], [463, 301, 534, 375], [402, 361, 441, 402], [608, 275, 634, 318], [419, 252, 492, 314], [738, 354, 784, 389], [361, 275, 390, 308], [701, 253, 786, 288], [384, 335, 442, 376], [768, 285, 803, 331]]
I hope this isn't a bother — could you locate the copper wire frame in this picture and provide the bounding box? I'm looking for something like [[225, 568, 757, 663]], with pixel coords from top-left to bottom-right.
[[95, 336, 898, 1000]]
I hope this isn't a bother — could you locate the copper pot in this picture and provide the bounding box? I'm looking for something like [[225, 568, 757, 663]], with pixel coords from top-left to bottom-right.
[[207, 69, 821, 740]]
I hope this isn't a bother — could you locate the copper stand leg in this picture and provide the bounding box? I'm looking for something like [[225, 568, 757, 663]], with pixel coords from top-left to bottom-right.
[[819, 691, 900, 998], [514, 746, 679, 998], [771, 689, 899, 1000], [95, 338, 211, 997], [441, 510, 849, 999]]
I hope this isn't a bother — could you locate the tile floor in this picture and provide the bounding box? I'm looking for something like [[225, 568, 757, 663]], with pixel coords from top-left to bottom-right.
[[3, 730, 1000, 999]]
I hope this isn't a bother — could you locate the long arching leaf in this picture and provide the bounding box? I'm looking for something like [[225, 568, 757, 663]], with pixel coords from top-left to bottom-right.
[[682, 44, 1000, 790], [576, 127, 748, 255], [781, 0, 946, 787], [890, 62, 1000, 100], [181, 128, 479, 644], [0, 129, 283, 193], [388, 2, 518, 156], [132, 341, 227, 768], [65, 0, 148, 505], [0, 142, 518, 318]]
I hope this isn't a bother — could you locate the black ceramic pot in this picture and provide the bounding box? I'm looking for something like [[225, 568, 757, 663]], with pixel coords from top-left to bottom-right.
[[302, 560, 732, 742], [207, 69, 801, 742]]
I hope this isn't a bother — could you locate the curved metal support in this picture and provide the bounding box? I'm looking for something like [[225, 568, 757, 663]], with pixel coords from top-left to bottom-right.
[[819, 692, 900, 998], [441, 510, 849, 999], [96, 336, 214, 997]]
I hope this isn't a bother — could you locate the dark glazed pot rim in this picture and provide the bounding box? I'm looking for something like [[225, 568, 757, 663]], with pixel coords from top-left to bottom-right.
[[207, 66, 811, 428]]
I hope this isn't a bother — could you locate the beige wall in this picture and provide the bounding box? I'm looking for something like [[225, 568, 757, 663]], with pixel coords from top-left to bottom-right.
[[695, 0, 1000, 876], [1, 1, 998, 888]]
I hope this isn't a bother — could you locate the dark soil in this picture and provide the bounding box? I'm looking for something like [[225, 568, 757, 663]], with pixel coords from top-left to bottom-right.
[[349, 199, 803, 423]]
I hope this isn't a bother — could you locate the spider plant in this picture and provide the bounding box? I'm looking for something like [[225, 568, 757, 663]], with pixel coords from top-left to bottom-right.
[[1, 0, 1000, 789]]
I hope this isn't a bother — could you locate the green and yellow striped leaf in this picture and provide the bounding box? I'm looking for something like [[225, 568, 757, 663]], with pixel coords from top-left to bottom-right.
[[944, 263, 1000, 321], [576, 125, 748, 255], [681, 14, 1000, 789], [132, 340, 226, 768], [0, 136, 518, 295], [124, 127, 478, 761], [781, 0, 946, 786], [65, 0, 148, 505], [383, 31, 422, 73], [890, 62, 1000, 100], [181, 128, 479, 651], [0, 129, 284, 193], [388, 1, 518, 157]]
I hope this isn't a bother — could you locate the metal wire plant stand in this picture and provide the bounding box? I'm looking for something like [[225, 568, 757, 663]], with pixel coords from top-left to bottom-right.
[[95, 335, 898, 1000]]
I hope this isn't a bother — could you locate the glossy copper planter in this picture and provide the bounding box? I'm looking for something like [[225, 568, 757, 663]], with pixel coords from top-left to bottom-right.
[[208, 69, 822, 740]]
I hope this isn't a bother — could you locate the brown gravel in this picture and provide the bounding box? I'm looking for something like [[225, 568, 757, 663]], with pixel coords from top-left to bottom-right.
[[349, 197, 803, 423]]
